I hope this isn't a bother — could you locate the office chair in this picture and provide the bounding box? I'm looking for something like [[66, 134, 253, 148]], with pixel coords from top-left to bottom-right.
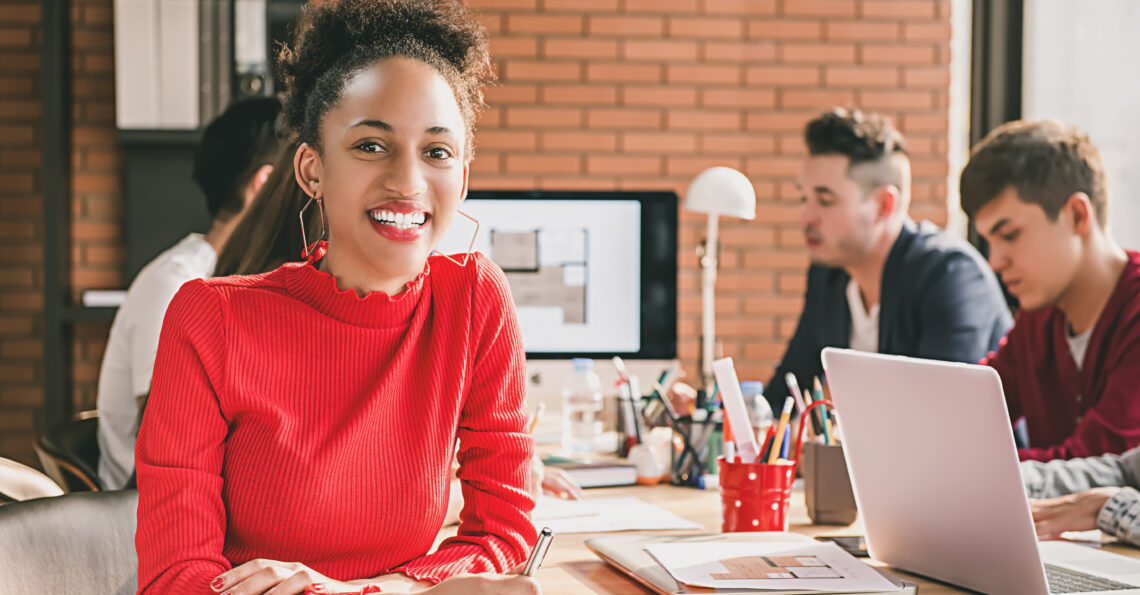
[[0, 457, 64, 503], [0, 490, 138, 594], [34, 416, 103, 492]]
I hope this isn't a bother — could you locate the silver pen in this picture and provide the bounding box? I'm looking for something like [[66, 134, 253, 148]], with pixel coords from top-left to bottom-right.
[[522, 526, 554, 577]]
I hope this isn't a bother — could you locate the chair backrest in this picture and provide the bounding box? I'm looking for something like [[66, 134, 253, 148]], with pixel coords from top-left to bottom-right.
[[0, 490, 138, 594], [34, 417, 103, 492], [0, 457, 64, 502]]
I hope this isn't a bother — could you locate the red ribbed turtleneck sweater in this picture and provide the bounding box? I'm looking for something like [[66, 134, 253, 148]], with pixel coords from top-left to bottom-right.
[[135, 243, 536, 593]]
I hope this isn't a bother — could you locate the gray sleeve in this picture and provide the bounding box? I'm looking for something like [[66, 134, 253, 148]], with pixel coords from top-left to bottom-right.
[[1098, 488, 1140, 547], [1020, 447, 1140, 499]]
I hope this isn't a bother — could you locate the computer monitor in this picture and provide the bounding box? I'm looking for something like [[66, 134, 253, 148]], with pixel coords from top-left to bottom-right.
[[435, 190, 677, 360]]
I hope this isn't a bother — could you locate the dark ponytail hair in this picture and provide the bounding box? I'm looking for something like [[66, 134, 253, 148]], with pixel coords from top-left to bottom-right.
[[214, 138, 322, 276]]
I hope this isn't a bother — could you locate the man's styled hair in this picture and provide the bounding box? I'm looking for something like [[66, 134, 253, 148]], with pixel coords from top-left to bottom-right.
[[960, 119, 1108, 228], [192, 97, 283, 221], [805, 107, 908, 162], [804, 107, 910, 198]]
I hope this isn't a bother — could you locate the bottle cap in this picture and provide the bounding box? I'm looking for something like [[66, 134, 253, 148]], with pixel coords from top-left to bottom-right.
[[739, 381, 765, 395]]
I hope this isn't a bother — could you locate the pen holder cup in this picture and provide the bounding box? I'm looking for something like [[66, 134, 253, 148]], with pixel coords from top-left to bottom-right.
[[802, 442, 858, 525], [717, 456, 795, 532]]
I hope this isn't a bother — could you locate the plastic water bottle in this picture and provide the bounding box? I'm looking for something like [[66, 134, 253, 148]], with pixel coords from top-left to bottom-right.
[[561, 358, 604, 454], [740, 381, 774, 436]]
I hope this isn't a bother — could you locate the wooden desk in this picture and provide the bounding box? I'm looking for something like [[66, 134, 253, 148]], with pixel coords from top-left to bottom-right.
[[488, 483, 1140, 594]]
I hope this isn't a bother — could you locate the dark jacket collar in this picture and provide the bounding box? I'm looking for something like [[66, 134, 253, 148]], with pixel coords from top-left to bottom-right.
[[878, 217, 919, 349]]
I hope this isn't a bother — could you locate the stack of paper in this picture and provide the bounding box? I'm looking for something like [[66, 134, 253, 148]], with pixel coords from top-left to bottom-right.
[[645, 540, 903, 593], [532, 495, 701, 534], [587, 533, 916, 595]]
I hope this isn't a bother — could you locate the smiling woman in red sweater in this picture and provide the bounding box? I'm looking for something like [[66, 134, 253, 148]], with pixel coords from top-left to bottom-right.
[[134, 1, 538, 594]]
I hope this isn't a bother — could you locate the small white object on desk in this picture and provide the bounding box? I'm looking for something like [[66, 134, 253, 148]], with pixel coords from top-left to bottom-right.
[[81, 290, 127, 307], [1060, 530, 1110, 545], [628, 443, 665, 484]]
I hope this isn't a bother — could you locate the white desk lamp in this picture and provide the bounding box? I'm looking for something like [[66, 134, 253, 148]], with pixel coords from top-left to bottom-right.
[[683, 167, 757, 396]]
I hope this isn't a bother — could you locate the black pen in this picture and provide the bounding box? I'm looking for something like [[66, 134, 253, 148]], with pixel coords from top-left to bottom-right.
[[522, 527, 554, 577]]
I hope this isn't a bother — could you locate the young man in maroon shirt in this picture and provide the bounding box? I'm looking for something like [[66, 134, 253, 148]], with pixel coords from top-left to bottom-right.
[[962, 120, 1140, 461]]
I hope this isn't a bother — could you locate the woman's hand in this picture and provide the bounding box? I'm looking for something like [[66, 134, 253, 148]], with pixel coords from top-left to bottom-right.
[[529, 454, 584, 500], [542, 465, 584, 500], [211, 559, 346, 595], [212, 561, 432, 595], [1030, 487, 1120, 539]]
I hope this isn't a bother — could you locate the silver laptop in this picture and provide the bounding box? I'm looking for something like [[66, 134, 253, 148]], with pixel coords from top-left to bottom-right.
[[821, 347, 1140, 595]]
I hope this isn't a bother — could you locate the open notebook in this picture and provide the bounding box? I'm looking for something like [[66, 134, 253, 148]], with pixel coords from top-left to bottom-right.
[[586, 532, 918, 594]]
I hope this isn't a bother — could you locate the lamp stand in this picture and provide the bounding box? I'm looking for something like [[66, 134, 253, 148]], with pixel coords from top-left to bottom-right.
[[698, 213, 720, 397]]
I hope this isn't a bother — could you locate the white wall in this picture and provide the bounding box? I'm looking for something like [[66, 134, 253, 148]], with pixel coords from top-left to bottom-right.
[[114, 0, 199, 129], [946, 0, 973, 239], [1023, 0, 1140, 249]]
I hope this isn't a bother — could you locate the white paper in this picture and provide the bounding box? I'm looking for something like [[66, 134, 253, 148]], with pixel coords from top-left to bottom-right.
[[645, 541, 901, 592], [532, 496, 700, 534], [1060, 530, 1109, 545], [533, 495, 601, 521], [714, 357, 760, 463]]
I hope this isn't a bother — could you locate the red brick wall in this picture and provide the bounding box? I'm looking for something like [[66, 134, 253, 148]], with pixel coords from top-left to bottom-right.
[[0, 0, 120, 465], [69, 0, 121, 416], [0, 0, 47, 465], [0, 0, 952, 465], [465, 0, 953, 382]]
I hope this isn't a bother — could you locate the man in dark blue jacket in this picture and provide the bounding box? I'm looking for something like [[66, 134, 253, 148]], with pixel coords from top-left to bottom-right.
[[761, 108, 1012, 412]]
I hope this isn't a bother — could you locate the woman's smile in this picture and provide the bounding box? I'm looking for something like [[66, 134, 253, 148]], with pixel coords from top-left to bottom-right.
[[367, 200, 432, 242]]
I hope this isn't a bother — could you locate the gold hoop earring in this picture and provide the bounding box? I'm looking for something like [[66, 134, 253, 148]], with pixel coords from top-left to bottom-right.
[[431, 210, 480, 267], [300, 195, 328, 259]]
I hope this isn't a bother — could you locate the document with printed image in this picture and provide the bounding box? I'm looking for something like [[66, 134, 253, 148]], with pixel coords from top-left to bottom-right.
[[644, 540, 902, 592]]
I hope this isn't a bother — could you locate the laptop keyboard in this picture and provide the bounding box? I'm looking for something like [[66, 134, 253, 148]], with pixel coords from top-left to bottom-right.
[[1046, 563, 1136, 593]]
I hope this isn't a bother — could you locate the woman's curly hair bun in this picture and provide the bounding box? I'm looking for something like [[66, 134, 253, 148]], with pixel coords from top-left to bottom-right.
[[277, 0, 494, 157]]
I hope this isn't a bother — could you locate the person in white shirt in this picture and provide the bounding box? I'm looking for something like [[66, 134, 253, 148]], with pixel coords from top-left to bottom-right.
[[96, 98, 284, 489]]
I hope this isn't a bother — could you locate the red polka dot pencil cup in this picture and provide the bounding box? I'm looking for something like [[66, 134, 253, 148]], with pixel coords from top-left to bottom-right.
[[717, 456, 795, 531], [717, 399, 834, 532]]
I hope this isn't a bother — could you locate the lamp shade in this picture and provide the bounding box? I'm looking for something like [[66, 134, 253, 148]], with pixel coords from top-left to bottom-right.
[[683, 166, 757, 220]]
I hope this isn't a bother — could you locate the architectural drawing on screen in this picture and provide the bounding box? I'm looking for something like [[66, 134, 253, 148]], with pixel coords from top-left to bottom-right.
[[433, 198, 641, 354], [492, 228, 588, 325]]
